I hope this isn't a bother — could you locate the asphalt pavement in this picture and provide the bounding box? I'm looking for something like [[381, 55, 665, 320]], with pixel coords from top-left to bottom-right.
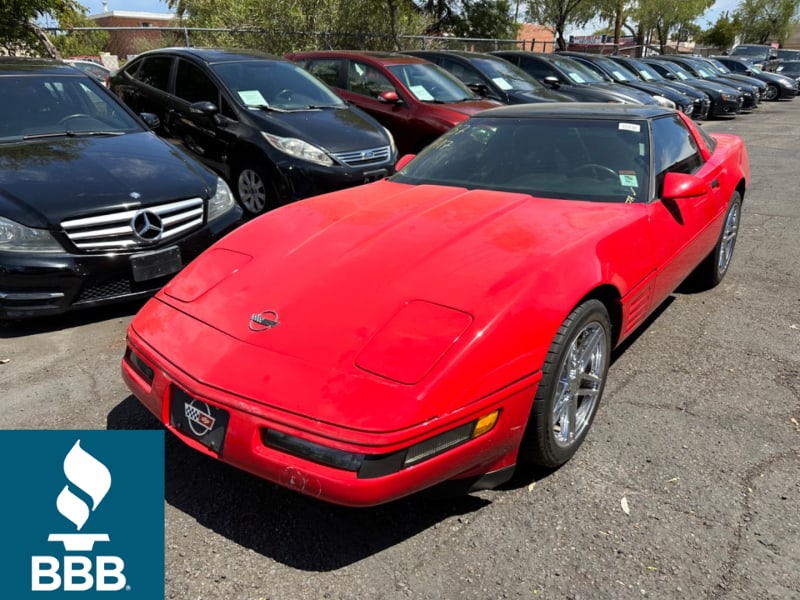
[[1, 99, 799, 600]]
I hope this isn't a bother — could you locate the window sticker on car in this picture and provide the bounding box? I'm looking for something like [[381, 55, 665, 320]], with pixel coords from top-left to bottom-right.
[[619, 122, 641, 133], [238, 89, 268, 106], [410, 85, 434, 101], [492, 77, 513, 90], [619, 171, 638, 187]]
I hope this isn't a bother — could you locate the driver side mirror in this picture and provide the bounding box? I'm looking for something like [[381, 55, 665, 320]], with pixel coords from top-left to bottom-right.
[[543, 75, 561, 89], [189, 100, 219, 117], [139, 112, 160, 130], [378, 91, 402, 105], [662, 171, 710, 200], [467, 82, 490, 97]]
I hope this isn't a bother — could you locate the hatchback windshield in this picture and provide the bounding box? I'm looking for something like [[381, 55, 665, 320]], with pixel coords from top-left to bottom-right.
[[213, 60, 346, 111], [387, 63, 477, 102], [0, 75, 141, 141], [392, 116, 650, 203]]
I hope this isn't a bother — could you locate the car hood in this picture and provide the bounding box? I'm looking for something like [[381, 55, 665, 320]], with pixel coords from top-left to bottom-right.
[[584, 81, 657, 104], [506, 89, 574, 104], [247, 105, 390, 152], [142, 180, 646, 430], [0, 132, 212, 228]]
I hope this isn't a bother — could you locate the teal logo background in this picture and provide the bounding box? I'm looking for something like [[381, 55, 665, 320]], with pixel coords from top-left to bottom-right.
[[0, 430, 165, 598]]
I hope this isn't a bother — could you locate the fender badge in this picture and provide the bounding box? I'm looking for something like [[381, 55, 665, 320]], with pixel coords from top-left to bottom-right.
[[250, 310, 280, 331]]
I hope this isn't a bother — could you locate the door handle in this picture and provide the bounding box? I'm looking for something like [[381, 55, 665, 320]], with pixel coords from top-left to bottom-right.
[[711, 178, 720, 188]]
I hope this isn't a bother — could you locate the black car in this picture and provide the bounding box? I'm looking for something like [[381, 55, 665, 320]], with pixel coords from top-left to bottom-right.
[[0, 57, 244, 320], [711, 56, 798, 100], [606, 55, 711, 119], [556, 51, 693, 114], [401, 50, 574, 104], [651, 56, 760, 111], [688, 56, 769, 101], [775, 60, 800, 86], [109, 48, 396, 216], [490, 51, 660, 105]]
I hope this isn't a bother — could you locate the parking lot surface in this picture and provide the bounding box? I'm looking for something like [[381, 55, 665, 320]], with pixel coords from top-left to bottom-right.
[[2, 101, 799, 599]]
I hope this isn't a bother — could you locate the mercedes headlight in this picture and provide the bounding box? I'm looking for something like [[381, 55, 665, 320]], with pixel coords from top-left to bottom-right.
[[261, 133, 334, 166], [208, 177, 236, 221], [0, 216, 62, 253]]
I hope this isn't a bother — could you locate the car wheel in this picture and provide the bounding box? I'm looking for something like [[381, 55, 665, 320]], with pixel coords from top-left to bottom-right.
[[693, 191, 742, 288], [764, 83, 779, 101], [521, 299, 611, 469], [234, 161, 275, 217]]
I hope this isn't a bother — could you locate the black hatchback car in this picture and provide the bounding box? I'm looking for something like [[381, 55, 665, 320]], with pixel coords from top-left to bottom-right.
[[109, 48, 396, 216], [0, 57, 243, 320]]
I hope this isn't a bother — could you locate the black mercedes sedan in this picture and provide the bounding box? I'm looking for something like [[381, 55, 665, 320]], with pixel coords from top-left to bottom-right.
[[0, 58, 244, 320], [109, 48, 396, 216]]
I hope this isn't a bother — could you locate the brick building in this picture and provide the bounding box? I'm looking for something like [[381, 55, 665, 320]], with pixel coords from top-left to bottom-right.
[[87, 8, 176, 58]]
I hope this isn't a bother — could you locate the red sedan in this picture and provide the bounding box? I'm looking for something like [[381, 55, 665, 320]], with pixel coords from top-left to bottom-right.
[[122, 104, 749, 507], [286, 50, 501, 155]]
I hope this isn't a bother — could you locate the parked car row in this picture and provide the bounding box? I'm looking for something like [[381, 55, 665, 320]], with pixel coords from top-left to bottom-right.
[[1, 45, 783, 322]]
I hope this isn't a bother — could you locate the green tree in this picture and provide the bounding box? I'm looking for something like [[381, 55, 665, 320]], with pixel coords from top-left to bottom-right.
[[53, 10, 110, 58], [525, 0, 599, 50], [695, 11, 741, 50], [734, 0, 800, 44], [449, 0, 520, 39], [0, 0, 83, 57], [630, 0, 713, 53]]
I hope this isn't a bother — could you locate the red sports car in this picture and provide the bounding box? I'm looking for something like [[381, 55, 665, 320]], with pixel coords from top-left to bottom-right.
[[122, 104, 749, 507]]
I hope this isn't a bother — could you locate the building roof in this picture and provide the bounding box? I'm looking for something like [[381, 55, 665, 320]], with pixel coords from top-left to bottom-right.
[[88, 10, 174, 21]]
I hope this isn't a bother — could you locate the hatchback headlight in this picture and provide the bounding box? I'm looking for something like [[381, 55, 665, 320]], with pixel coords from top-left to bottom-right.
[[261, 133, 334, 166], [208, 177, 236, 221], [0, 216, 62, 252]]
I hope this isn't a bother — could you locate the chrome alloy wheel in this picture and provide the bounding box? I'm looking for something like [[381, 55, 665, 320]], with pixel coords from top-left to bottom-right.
[[717, 197, 740, 275], [237, 168, 268, 215], [552, 322, 607, 448]]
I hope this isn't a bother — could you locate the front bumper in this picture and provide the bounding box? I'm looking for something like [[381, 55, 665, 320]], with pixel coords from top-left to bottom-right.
[[122, 324, 540, 507], [0, 207, 243, 320]]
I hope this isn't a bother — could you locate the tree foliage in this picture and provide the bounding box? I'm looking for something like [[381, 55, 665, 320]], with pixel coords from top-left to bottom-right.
[[695, 11, 741, 49], [168, 0, 430, 52], [734, 0, 800, 44], [525, 0, 599, 50], [448, 0, 520, 39], [630, 0, 713, 53], [53, 11, 110, 58], [0, 0, 84, 57]]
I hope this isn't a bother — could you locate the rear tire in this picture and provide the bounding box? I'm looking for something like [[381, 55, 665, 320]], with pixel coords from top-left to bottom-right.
[[521, 300, 611, 469]]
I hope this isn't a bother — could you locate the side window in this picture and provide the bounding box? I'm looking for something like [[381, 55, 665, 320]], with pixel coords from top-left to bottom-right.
[[651, 114, 704, 197], [175, 60, 218, 104], [347, 61, 395, 98], [305, 59, 341, 88], [521, 59, 551, 80], [133, 56, 172, 91]]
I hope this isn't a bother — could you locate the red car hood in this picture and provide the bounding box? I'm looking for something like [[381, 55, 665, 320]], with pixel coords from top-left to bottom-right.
[[140, 180, 644, 431]]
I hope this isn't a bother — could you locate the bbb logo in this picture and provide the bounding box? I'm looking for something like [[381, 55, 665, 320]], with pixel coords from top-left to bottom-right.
[[1, 430, 164, 599], [32, 440, 126, 591]]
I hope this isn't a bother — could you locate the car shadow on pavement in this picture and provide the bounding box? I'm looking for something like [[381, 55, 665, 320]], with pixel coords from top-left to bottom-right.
[[107, 395, 493, 571], [0, 299, 147, 338]]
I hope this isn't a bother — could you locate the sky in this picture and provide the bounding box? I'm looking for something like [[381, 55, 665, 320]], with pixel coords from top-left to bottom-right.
[[76, 0, 741, 32]]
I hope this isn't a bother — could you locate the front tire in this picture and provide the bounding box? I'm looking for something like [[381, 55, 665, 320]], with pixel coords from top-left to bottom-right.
[[693, 191, 742, 289], [764, 83, 779, 101], [521, 300, 611, 469], [234, 161, 276, 217]]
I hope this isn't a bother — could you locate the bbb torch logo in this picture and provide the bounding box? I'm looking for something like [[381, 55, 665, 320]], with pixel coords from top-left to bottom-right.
[[1, 430, 164, 599], [32, 440, 125, 591]]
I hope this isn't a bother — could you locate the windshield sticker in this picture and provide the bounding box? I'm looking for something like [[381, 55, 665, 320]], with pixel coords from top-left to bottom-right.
[[410, 85, 434, 101], [239, 90, 268, 106], [619, 122, 641, 133], [619, 170, 639, 187], [492, 77, 513, 90]]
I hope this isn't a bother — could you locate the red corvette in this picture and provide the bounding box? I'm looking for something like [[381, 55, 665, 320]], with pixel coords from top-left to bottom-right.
[[122, 104, 749, 507]]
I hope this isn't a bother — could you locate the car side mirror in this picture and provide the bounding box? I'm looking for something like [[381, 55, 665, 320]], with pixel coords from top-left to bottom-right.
[[378, 91, 402, 104], [662, 171, 710, 200], [467, 83, 489, 97], [139, 112, 160, 130], [189, 100, 219, 117], [543, 75, 561, 89], [395, 154, 416, 171]]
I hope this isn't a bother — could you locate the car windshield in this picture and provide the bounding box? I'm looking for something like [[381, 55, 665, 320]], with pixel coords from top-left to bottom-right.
[[660, 62, 693, 81], [387, 63, 476, 102], [777, 61, 800, 71], [391, 116, 650, 203], [550, 55, 605, 84], [705, 59, 730, 73], [471, 57, 545, 92], [213, 60, 346, 111], [686, 61, 715, 78], [731, 46, 766, 58], [594, 57, 637, 82], [0, 74, 142, 141], [628, 60, 661, 81]]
